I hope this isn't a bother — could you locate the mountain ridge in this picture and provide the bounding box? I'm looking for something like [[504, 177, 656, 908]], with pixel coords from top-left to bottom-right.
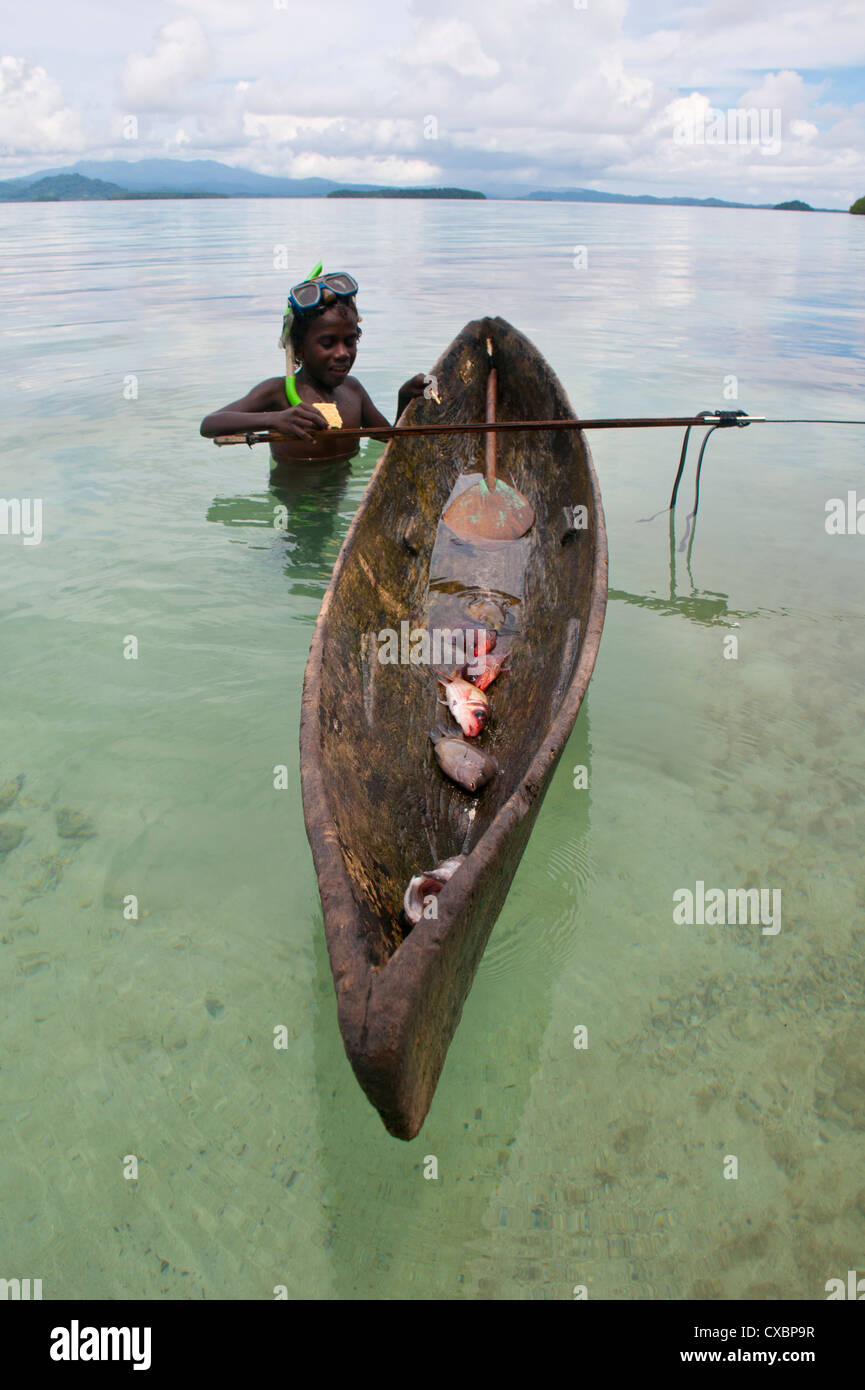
[[0, 158, 843, 212]]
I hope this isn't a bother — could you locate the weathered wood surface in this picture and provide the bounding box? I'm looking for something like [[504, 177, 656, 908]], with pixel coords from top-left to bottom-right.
[[299, 316, 608, 1138]]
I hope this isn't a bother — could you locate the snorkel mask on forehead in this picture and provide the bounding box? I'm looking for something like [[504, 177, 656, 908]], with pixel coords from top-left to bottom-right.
[[279, 261, 360, 406], [289, 271, 358, 313]]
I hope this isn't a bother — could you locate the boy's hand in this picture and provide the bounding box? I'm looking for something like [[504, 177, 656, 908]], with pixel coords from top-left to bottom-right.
[[397, 373, 435, 417], [399, 373, 429, 402], [271, 405, 329, 442]]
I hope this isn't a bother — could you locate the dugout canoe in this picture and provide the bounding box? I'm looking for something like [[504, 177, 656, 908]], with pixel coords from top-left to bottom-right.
[[299, 316, 607, 1139]]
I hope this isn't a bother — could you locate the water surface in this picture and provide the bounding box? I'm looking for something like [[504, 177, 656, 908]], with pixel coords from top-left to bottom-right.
[[1, 198, 864, 1299]]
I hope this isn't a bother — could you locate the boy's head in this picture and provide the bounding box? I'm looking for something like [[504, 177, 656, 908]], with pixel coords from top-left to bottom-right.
[[288, 290, 362, 360], [281, 272, 362, 359], [288, 293, 362, 389]]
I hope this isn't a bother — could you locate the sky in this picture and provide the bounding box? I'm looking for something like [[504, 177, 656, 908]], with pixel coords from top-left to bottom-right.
[[1, 0, 864, 205]]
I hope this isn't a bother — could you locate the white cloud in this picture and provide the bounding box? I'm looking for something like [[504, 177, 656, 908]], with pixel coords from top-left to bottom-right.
[[241, 105, 434, 154], [738, 70, 822, 120], [121, 18, 213, 112], [623, 3, 865, 90], [694, 0, 865, 64], [3, 0, 864, 206], [287, 153, 441, 184], [597, 57, 655, 111], [167, 0, 255, 29], [237, 100, 443, 184], [398, 18, 500, 79], [0, 56, 85, 154]]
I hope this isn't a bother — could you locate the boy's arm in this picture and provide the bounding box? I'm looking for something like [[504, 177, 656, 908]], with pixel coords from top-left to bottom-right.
[[396, 373, 428, 419], [200, 378, 325, 440], [356, 382, 394, 440]]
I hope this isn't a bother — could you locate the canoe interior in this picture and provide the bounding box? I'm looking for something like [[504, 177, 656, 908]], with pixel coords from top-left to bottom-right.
[[301, 316, 607, 1137]]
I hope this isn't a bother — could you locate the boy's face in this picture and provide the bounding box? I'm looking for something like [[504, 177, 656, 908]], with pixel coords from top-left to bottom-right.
[[301, 306, 359, 387]]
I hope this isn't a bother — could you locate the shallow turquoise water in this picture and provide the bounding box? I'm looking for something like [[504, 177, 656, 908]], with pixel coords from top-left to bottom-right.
[[1, 199, 864, 1299]]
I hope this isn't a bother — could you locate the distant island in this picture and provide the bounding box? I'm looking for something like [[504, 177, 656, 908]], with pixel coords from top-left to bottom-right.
[[327, 187, 484, 199], [0, 159, 847, 212], [525, 187, 760, 209], [525, 188, 833, 212], [851, 196, 865, 215], [0, 172, 222, 202]]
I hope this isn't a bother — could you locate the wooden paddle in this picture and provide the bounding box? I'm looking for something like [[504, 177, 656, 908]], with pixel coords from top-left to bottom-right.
[[438, 363, 534, 543]]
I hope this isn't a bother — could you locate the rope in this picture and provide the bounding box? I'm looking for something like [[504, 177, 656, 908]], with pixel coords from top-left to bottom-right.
[[678, 425, 719, 550], [669, 411, 715, 512], [660, 409, 864, 540]]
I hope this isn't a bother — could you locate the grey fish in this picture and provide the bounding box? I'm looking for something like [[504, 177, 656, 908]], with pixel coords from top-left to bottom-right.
[[429, 727, 499, 793], [403, 855, 465, 926]]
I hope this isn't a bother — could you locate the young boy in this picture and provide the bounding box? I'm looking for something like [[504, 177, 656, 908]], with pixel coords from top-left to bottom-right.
[[199, 270, 427, 467]]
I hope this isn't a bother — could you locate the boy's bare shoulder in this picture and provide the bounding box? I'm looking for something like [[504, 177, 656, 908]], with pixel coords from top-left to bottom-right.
[[220, 376, 287, 413], [251, 376, 290, 408]]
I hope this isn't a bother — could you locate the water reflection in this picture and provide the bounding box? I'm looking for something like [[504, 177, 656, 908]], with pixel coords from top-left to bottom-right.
[[206, 460, 359, 593], [612, 512, 786, 628]]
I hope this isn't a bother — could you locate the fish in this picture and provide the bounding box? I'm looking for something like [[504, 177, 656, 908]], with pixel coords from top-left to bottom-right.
[[462, 648, 510, 693], [403, 854, 465, 926], [433, 668, 489, 737], [453, 624, 496, 658], [429, 727, 499, 793]]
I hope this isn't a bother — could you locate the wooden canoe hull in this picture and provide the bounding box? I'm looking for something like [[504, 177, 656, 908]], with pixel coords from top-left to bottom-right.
[[300, 317, 608, 1138]]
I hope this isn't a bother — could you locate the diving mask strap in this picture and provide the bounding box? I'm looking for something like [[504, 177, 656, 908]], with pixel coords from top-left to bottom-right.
[[282, 260, 323, 406]]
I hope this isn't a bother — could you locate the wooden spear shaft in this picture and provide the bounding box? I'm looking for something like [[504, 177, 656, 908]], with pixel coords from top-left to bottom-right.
[[212, 414, 767, 446]]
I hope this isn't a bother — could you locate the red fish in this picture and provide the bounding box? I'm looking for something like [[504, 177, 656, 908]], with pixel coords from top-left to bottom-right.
[[434, 668, 488, 737], [453, 624, 496, 660], [462, 649, 510, 693]]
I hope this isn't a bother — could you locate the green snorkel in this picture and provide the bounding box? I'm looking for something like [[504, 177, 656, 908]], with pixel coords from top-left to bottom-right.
[[280, 260, 322, 405]]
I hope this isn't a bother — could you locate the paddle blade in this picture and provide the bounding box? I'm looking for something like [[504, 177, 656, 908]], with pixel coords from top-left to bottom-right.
[[442, 478, 534, 541]]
